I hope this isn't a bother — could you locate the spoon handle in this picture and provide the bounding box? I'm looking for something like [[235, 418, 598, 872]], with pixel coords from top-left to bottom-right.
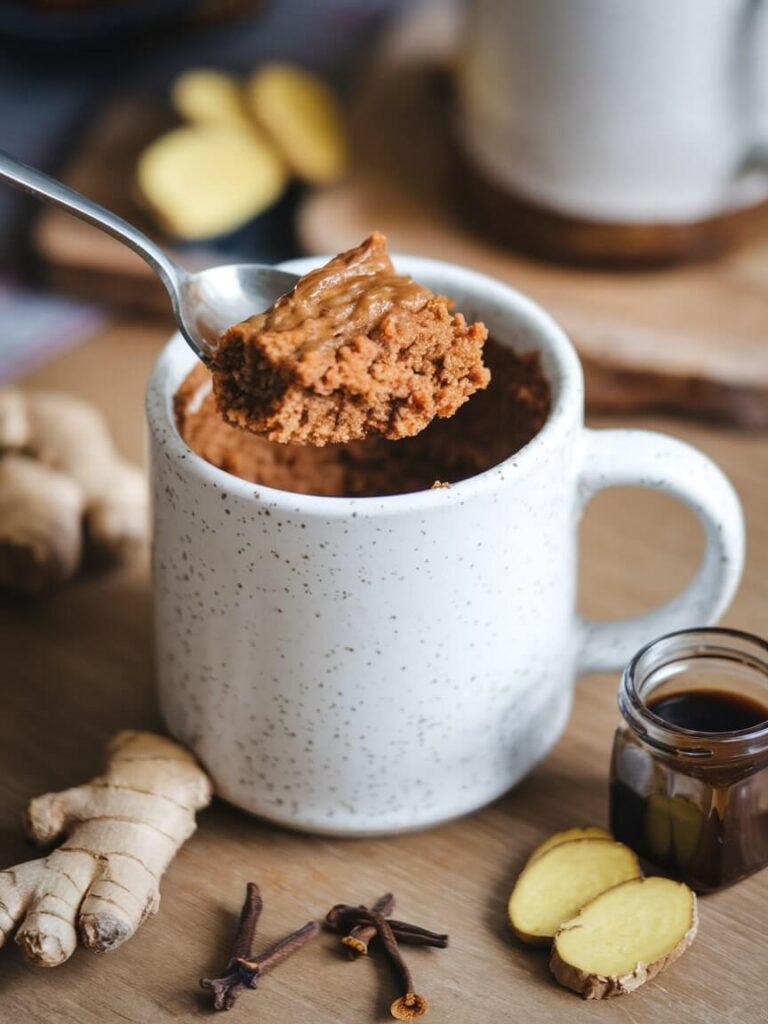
[[0, 148, 184, 294]]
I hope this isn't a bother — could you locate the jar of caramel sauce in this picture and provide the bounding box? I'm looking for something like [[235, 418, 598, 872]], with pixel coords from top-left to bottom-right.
[[610, 628, 768, 892]]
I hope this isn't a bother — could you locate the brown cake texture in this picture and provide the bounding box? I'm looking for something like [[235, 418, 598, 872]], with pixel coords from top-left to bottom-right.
[[177, 338, 550, 498], [210, 232, 490, 446]]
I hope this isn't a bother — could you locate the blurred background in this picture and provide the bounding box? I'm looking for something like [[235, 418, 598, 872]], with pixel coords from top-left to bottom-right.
[[0, 0, 399, 375], [1, 0, 767, 424]]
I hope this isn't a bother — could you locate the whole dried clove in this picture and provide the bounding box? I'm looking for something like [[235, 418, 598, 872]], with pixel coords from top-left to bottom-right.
[[385, 920, 449, 949], [373, 913, 429, 1021], [236, 920, 320, 976], [200, 883, 318, 1011], [200, 882, 263, 1010], [338, 893, 395, 956], [326, 900, 449, 953], [325, 897, 447, 1020]]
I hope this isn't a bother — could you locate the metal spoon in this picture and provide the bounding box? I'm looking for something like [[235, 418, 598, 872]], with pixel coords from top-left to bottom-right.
[[0, 149, 299, 360]]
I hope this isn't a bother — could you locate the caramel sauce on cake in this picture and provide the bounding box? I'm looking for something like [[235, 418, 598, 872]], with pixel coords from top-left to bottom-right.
[[210, 233, 490, 446]]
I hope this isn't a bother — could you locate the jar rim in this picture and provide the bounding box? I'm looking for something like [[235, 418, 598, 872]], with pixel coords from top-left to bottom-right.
[[619, 627, 768, 760]]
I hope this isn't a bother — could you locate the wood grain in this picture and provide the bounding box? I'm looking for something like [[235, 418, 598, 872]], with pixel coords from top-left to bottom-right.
[[0, 320, 766, 1022]]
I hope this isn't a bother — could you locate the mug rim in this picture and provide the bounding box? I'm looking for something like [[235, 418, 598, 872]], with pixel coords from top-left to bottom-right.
[[146, 254, 584, 518]]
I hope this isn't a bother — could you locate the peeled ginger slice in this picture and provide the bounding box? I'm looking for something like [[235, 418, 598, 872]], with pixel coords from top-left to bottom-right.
[[508, 839, 641, 945], [551, 876, 698, 999], [137, 125, 287, 240], [248, 63, 347, 184], [529, 826, 612, 863], [171, 69, 251, 128]]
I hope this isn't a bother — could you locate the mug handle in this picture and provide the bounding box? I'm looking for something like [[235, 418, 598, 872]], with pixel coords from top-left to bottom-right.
[[575, 428, 745, 674]]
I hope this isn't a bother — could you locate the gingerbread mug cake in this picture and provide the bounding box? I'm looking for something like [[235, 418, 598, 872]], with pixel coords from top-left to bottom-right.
[[209, 232, 491, 447], [178, 233, 549, 497], [148, 246, 743, 834]]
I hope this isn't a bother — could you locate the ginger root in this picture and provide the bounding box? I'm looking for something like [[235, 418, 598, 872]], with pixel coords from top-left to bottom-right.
[[141, 62, 346, 240], [0, 388, 148, 593], [0, 456, 84, 593], [0, 731, 211, 966], [643, 793, 705, 869], [137, 124, 287, 240], [508, 839, 641, 945], [171, 68, 252, 128], [528, 826, 612, 863], [551, 877, 698, 999], [247, 63, 347, 184]]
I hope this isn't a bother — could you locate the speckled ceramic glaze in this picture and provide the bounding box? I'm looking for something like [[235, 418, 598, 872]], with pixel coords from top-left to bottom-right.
[[146, 256, 745, 835]]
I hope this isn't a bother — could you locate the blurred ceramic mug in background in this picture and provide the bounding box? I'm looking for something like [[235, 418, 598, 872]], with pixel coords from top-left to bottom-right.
[[458, 0, 768, 263]]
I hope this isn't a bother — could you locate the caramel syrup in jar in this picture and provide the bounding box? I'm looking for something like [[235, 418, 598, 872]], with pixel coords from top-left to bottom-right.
[[648, 690, 768, 733], [610, 630, 768, 892]]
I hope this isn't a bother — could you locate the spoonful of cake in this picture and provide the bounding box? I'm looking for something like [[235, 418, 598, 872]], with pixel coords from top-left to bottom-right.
[[210, 233, 490, 446], [1, 153, 489, 446], [0, 148, 298, 361]]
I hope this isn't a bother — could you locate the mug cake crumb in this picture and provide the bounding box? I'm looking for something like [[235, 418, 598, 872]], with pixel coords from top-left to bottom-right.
[[177, 338, 549, 497]]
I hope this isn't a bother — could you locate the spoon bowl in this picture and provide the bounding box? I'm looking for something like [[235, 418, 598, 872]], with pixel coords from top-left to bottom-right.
[[174, 263, 299, 358], [0, 148, 299, 361]]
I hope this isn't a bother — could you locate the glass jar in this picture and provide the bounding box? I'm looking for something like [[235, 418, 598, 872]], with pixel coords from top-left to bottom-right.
[[610, 628, 768, 892]]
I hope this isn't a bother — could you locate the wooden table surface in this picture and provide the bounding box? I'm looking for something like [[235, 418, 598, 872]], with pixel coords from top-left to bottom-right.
[[1, 319, 766, 1023]]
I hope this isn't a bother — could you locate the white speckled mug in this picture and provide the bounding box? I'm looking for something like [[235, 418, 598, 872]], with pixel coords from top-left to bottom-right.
[[147, 256, 745, 835]]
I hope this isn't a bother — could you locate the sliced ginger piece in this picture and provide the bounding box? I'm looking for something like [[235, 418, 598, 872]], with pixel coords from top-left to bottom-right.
[[137, 124, 287, 240], [551, 876, 698, 999], [643, 794, 705, 868], [508, 839, 641, 946], [529, 827, 612, 863], [247, 62, 347, 184], [669, 799, 705, 866], [643, 793, 674, 861], [171, 68, 251, 127]]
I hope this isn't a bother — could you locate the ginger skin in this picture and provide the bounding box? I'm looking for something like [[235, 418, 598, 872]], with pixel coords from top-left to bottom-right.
[[0, 388, 148, 592], [550, 877, 698, 998], [0, 456, 85, 592], [0, 731, 212, 966]]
